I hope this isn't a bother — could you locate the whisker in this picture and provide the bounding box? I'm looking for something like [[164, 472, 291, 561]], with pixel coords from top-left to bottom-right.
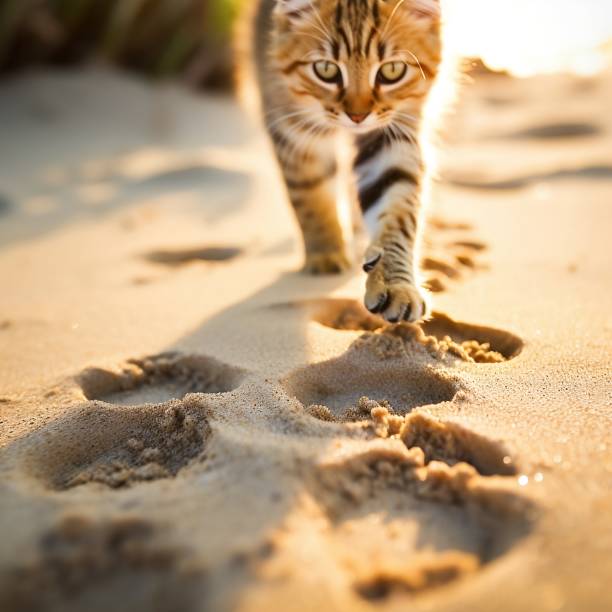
[[308, 0, 332, 40], [264, 104, 298, 118], [266, 109, 313, 131], [301, 13, 333, 47], [394, 110, 419, 123], [380, 0, 409, 40], [295, 30, 330, 47], [389, 119, 418, 146]]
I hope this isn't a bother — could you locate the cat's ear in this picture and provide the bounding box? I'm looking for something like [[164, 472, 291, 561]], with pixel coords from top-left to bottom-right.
[[408, 0, 441, 20], [274, 0, 314, 17]]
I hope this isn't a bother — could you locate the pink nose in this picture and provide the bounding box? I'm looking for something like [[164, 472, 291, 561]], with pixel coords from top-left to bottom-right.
[[347, 112, 369, 124]]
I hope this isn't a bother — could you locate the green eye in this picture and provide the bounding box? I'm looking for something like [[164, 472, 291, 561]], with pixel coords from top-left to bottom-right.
[[377, 61, 407, 84], [313, 60, 341, 84]]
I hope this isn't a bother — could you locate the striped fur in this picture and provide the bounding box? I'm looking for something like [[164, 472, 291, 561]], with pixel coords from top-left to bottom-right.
[[238, 0, 443, 321]]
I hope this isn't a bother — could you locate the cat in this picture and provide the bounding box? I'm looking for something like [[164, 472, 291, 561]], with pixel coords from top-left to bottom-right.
[[238, 0, 444, 322]]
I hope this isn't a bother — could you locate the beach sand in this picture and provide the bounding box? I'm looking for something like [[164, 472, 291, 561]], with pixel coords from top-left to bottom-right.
[[0, 65, 610, 611]]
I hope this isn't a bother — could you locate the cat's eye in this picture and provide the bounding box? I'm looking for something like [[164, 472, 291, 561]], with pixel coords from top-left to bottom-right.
[[377, 61, 408, 85], [313, 60, 341, 84]]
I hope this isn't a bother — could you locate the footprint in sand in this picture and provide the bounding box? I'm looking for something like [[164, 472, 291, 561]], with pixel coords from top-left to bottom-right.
[[0, 514, 201, 610], [445, 164, 612, 191], [420, 312, 523, 361], [25, 399, 210, 489], [283, 348, 459, 422], [308, 423, 532, 602], [422, 217, 489, 293], [24, 353, 246, 489], [78, 352, 245, 405], [143, 245, 243, 266], [134, 245, 242, 285], [362, 403, 517, 477], [506, 120, 600, 141], [302, 298, 522, 362]]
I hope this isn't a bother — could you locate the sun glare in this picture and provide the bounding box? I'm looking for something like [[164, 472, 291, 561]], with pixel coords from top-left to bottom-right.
[[442, 0, 612, 76]]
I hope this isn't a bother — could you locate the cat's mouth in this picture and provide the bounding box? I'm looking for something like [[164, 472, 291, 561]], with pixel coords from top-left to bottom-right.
[[335, 112, 381, 134], [320, 109, 395, 135]]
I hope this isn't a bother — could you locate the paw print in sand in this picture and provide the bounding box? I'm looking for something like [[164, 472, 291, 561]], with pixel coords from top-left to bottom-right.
[[306, 402, 533, 602], [422, 217, 488, 293], [27, 400, 209, 490], [21, 352, 247, 490]]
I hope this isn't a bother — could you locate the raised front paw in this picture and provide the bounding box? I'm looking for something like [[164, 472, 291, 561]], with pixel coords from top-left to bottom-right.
[[304, 251, 352, 275], [362, 249, 428, 323]]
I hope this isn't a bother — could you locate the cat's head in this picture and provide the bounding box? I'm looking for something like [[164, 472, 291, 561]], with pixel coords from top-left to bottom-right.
[[271, 0, 442, 134]]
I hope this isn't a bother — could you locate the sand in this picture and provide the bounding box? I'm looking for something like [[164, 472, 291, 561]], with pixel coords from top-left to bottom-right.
[[0, 66, 611, 612]]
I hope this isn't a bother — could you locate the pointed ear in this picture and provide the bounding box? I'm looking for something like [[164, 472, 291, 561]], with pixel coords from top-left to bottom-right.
[[409, 0, 441, 20], [273, 0, 314, 16]]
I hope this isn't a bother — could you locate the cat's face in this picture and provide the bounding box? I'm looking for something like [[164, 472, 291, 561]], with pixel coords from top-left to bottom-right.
[[272, 0, 442, 134]]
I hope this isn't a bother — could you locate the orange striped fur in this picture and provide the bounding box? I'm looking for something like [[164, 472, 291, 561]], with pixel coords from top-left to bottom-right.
[[238, 0, 444, 322]]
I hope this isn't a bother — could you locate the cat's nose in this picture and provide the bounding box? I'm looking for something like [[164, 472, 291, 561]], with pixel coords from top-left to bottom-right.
[[347, 112, 370, 124]]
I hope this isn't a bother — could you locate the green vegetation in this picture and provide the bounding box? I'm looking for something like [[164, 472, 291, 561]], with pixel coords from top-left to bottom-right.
[[0, 0, 242, 89]]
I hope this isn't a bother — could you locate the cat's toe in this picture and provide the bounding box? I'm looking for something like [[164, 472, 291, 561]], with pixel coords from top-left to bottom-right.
[[364, 265, 389, 312], [386, 283, 428, 323], [365, 290, 390, 314], [303, 251, 352, 275], [365, 275, 428, 323]]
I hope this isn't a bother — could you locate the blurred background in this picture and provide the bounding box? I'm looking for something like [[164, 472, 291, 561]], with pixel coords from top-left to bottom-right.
[[1, 0, 611, 91], [0, 0, 242, 90], [0, 0, 611, 250]]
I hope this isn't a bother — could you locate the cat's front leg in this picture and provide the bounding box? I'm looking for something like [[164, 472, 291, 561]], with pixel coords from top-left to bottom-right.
[[362, 208, 428, 323], [355, 132, 429, 322], [268, 121, 350, 275]]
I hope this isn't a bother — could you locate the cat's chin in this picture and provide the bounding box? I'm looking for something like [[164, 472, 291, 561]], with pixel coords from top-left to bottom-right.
[[345, 126, 377, 136]]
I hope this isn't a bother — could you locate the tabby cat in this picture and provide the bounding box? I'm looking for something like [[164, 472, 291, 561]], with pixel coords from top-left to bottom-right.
[[239, 0, 444, 322]]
